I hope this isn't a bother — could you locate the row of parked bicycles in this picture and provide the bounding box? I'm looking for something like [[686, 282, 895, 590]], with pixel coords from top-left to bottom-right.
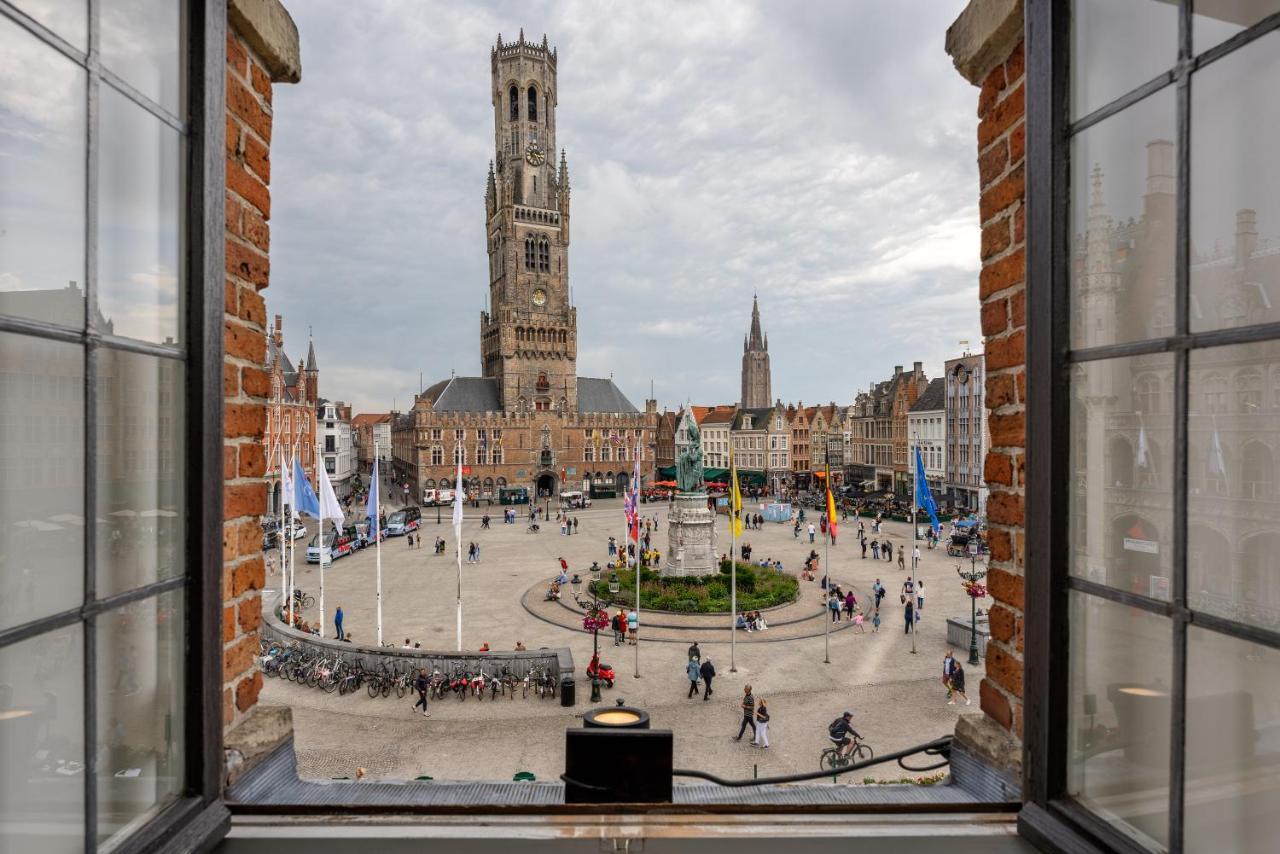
[[258, 638, 562, 700]]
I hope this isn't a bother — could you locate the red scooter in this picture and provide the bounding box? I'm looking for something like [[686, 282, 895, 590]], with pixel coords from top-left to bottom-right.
[[587, 654, 615, 688]]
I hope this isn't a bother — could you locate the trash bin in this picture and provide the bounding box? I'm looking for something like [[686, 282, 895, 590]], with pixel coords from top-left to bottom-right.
[[560, 677, 576, 707]]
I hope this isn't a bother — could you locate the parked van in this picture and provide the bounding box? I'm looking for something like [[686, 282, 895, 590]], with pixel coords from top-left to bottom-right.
[[305, 526, 353, 564], [559, 490, 591, 509], [385, 506, 421, 536]]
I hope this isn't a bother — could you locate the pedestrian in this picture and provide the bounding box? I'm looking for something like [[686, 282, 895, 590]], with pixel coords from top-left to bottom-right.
[[871, 540, 879, 560], [407, 532, 414, 549], [917, 580, 926, 616], [611, 611, 623, 646], [808, 523, 816, 543], [573, 517, 579, 533], [752, 699, 771, 748], [686, 657, 701, 698], [334, 605, 345, 640], [949, 661, 970, 705], [829, 593, 841, 623], [699, 656, 716, 700], [687, 641, 700, 662], [904, 599, 914, 633], [734, 685, 757, 742], [898, 548, 906, 572], [413, 668, 431, 717], [627, 609, 638, 645], [474, 541, 481, 562], [912, 544, 921, 568], [942, 650, 956, 700], [886, 541, 894, 563], [844, 590, 856, 619], [853, 609, 865, 632], [793, 520, 800, 539]]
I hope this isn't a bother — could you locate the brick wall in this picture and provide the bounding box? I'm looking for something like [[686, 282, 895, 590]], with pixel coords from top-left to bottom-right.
[[222, 0, 301, 734]]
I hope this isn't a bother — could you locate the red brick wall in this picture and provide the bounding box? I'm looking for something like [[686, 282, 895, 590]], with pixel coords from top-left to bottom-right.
[[975, 39, 1027, 739], [222, 25, 277, 732]]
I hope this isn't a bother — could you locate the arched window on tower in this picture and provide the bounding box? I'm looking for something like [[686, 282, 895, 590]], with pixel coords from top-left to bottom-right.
[[509, 85, 518, 121], [527, 86, 538, 122], [524, 236, 535, 270], [538, 236, 550, 272]]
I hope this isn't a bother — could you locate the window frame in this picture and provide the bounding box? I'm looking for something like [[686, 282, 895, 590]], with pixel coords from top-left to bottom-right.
[[0, 0, 226, 852], [1023, 2, 1280, 852]]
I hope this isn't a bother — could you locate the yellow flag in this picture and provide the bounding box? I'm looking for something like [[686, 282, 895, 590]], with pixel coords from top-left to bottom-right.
[[730, 444, 743, 538]]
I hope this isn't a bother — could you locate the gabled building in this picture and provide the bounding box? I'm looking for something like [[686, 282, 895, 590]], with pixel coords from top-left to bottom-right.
[[698, 406, 737, 471], [944, 352, 986, 513], [788, 403, 812, 490], [908, 377, 946, 499], [264, 315, 318, 514], [316, 398, 355, 499], [891, 362, 930, 496], [351, 413, 393, 473]]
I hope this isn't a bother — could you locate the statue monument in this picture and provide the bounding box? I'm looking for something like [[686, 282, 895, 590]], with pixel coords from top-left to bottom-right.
[[664, 410, 717, 577]]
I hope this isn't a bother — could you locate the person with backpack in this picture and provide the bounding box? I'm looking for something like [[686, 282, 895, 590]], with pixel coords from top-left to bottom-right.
[[412, 668, 431, 717], [699, 656, 716, 700], [827, 711, 861, 760]]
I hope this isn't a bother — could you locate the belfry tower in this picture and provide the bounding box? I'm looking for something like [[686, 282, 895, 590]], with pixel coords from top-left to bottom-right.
[[479, 30, 577, 413], [741, 296, 772, 409]]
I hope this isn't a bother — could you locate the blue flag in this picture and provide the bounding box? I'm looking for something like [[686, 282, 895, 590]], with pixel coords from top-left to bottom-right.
[[293, 457, 320, 519], [915, 446, 941, 534], [365, 458, 379, 533]]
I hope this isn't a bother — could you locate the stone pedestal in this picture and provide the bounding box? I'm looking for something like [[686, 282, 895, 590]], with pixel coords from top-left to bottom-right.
[[662, 492, 717, 577]]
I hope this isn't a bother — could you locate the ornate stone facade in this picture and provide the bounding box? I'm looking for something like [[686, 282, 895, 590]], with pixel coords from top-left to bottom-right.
[[391, 34, 656, 502]]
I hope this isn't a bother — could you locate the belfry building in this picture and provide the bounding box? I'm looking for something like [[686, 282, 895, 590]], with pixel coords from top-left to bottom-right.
[[392, 32, 656, 502]]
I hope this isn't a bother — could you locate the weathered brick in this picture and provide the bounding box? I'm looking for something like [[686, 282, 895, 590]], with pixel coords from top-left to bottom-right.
[[1016, 370, 1026, 401], [981, 297, 1008, 337], [224, 362, 239, 398], [244, 133, 271, 184], [987, 489, 1024, 528], [1013, 204, 1025, 244], [987, 566, 1025, 609], [231, 554, 266, 598], [238, 441, 266, 477], [979, 248, 1025, 299], [224, 687, 235, 728], [978, 138, 1008, 187], [226, 157, 271, 219], [985, 329, 1026, 371], [241, 366, 270, 398], [986, 526, 1013, 562], [980, 679, 1013, 731], [223, 634, 257, 682], [985, 642, 1024, 698], [1009, 289, 1025, 329], [1010, 123, 1025, 165], [238, 595, 263, 634], [977, 63, 1005, 119], [227, 32, 247, 77], [227, 238, 269, 289], [225, 319, 267, 363], [980, 163, 1024, 224], [224, 446, 237, 480], [981, 217, 1012, 261], [225, 402, 265, 439], [978, 82, 1024, 150], [989, 412, 1024, 448], [235, 670, 264, 712], [227, 72, 272, 144], [225, 481, 267, 521], [239, 281, 267, 325], [223, 605, 237, 643], [226, 115, 240, 159], [250, 62, 273, 104], [984, 452, 1013, 487], [986, 372, 1017, 409], [1005, 41, 1024, 83], [225, 195, 241, 237]]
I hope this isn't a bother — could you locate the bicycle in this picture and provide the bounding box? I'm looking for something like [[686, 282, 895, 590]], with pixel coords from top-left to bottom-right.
[[819, 736, 874, 771]]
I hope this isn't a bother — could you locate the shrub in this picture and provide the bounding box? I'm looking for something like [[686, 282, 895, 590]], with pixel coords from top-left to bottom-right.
[[591, 566, 798, 613]]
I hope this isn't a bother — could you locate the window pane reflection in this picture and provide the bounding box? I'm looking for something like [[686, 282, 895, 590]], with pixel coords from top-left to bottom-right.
[[10, 0, 87, 51], [1071, 0, 1178, 119], [1183, 627, 1280, 854], [95, 350, 185, 597], [0, 333, 85, 631], [96, 589, 184, 846], [1068, 592, 1171, 850], [0, 15, 86, 329], [1069, 353, 1176, 598], [100, 0, 185, 118], [0, 623, 85, 854], [1187, 342, 1280, 632], [1194, 1, 1280, 54], [1070, 88, 1176, 350], [1190, 32, 1280, 332], [97, 86, 184, 345]]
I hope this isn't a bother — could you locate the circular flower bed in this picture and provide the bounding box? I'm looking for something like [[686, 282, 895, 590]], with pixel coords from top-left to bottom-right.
[[588, 561, 799, 613]]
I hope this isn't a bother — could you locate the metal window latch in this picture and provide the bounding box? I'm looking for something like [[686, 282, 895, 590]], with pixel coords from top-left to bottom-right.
[[600, 839, 643, 853]]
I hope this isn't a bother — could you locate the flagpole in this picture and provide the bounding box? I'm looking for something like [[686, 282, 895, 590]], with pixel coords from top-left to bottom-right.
[[455, 453, 463, 652], [823, 464, 831, 665], [317, 434, 325, 640], [730, 444, 737, 674], [634, 437, 641, 679], [287, 444, 296, 627], [374, 444, 383, 647], [910, 433, 919, 656], [279, 439, 287, 616]]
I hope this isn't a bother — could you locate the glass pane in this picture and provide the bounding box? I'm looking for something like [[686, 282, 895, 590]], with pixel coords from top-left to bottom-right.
[[0, 623, 85, 854], [1194, 0, 1280, 54], [1190, 31, 1280, 332], [96, 588, 185, 846], [100, 0, 186, 117], [0, 332, 84, 631], [1184, 627, 1280, 853], [1067, 592, 1172, 850], [96, 350, 185, 597], [1071, 0, 1179, 119], [97, 85, 184, 345], [1069, 353, 1176, 598], [1070, 88, 1176, 350], [1187, 341, 1280, 631], [9, 0, 87, 51], [0, 15, 86, 329]]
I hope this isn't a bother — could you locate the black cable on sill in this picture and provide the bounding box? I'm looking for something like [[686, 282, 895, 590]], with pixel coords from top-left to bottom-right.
[[671, 735, 953, 787]]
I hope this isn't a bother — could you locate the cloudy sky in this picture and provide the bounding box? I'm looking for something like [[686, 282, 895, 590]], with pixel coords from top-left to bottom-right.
[[269, 0, 981, 414]]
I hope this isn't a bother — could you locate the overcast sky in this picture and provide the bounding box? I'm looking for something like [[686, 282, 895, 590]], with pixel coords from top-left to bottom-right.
[[269, 0, 980, 414]]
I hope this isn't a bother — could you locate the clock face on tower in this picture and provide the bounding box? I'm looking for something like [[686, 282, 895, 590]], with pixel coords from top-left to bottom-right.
[[525, 142, 545, 166], [532, 288, 547, 307]]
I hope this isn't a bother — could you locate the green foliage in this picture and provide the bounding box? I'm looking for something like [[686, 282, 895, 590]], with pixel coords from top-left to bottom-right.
[[590, 565, 797, 613]]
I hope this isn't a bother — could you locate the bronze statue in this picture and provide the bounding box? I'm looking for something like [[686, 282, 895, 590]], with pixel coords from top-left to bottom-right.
[[676, 415, 705, 493]]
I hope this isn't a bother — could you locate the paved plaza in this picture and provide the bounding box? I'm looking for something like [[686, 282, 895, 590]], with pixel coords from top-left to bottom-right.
[[260, 496, 990, 784]]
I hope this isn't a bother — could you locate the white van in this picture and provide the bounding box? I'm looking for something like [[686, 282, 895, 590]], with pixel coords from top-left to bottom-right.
[[559, 490, 590, 509]]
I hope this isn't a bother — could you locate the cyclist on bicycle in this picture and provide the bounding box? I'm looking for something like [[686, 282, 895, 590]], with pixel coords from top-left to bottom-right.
[[828, 711, 862, 759]]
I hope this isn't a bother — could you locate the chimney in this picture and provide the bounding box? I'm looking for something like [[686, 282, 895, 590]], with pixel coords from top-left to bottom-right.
[[1235, 208, 1258, 270], [1145, 140, 1175, 195], [894, 365, 903, 377], [273, 314, 283, 346], [913, 360, 923, 375]]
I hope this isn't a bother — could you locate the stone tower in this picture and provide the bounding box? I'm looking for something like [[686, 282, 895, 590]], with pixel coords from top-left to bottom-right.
[[480, 30, 577, 412], [303, 336, 319, 403], [740, 295, 771, 408]]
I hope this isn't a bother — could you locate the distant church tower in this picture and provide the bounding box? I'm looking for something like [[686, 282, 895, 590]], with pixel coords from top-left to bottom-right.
[[741, 296, 771, 408]]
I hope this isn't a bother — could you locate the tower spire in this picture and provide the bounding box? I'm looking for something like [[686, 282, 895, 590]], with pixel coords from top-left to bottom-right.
[[748, 295, 764, 351]]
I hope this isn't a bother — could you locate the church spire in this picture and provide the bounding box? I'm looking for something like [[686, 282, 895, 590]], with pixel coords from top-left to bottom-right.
[[748, 294, 765, 351]]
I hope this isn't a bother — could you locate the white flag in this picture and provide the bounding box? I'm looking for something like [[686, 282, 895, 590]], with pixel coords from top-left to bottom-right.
[[452, 454, 464, 539], [280, 447, 295, 519], [1209, 425, 1227, 477], [1135, 425, 1149, 469], [317, 463, 345, 525]]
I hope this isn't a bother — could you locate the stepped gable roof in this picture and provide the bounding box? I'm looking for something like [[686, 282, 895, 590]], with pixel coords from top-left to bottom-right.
[[577, 377, 638, 413], [910, 378, 947, 413]]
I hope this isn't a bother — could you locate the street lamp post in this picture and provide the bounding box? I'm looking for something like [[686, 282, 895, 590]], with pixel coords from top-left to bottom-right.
[[956, 539, 987, 666]]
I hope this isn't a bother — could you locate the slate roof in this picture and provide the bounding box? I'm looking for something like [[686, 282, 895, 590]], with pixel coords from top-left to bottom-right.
[[733, 407, 774, 430], [576, 377, 638, 413], [910, 377, 946, 413], [432, 377, 503, 412]]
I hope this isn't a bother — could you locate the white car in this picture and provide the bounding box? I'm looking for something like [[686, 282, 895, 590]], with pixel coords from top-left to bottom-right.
[[290, 521, 307, 541]]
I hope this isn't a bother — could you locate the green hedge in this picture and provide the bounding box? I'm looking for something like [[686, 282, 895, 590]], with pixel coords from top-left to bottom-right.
[[588, 562, 798, 613]]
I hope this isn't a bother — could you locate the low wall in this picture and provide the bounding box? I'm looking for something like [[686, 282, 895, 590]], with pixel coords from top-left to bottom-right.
[[946, 615, 990, 659], [263, 611, 574, 680]]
